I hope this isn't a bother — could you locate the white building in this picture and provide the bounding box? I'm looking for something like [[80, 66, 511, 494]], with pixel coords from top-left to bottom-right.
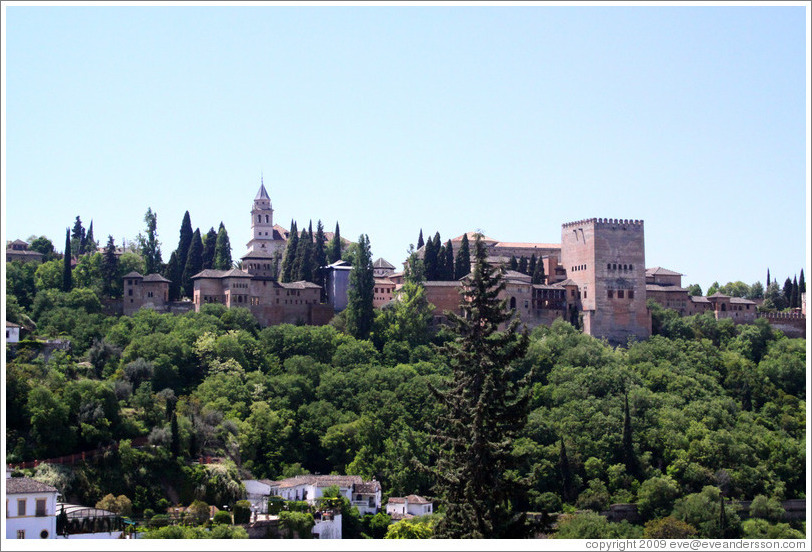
[[268, 475, 381, 516], [5, 472, 59, 539], [385, 495, 433, 519], [6, 321, 21, 343], [242, 479, 273, 514]]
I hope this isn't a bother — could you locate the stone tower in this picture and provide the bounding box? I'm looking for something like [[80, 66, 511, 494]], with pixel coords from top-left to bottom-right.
[[242, 178, 285, 278], [560, 218, 651, 344]]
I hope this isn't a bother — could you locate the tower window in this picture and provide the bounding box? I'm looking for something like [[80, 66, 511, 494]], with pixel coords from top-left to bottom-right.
[[265, 215, 269, 223], [628, 290, 634, 299], [607, 264, 611, 270], [257, 215, 261, 222], [618, 290, 624, 299], [612, 264, 617, 270], [608, 290, 613, 299]]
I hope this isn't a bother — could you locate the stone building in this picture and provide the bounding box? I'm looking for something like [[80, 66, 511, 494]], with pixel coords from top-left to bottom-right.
[[6, 240, 44, 264], [122, 272, 171, 316]]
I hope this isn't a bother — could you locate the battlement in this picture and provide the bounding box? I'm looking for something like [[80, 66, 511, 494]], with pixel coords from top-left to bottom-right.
[[757, 311, 806, 320], [562, 218, 644, 229]]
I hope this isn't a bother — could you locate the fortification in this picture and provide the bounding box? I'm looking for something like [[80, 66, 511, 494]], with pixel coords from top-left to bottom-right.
[[560, 218, 650, 344]]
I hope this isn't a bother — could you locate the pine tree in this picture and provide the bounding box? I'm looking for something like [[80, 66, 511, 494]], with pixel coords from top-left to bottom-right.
[[327, 222, 342, 264], [142, 207, 163, 274], [85, 220, 97, 253], [202, 227, 217, 270], [102, 235, 118, 297], [454, 233, 471, 280], [281, 221, 299, 282], [164, 251, 181, 301], [444, 240, 455, 280], [417, 229, 425, 250], [182, 229, 203, 297], [213, 222, 233, 270], [346, 234, 375, 340], [63, 228, 73, 292], [532, 258, 546, 285], [425, 234, 532, 538]]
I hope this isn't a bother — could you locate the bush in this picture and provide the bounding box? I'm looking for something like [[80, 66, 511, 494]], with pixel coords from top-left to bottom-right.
[[268, 497, 285, 515], [643, 516, 698, 538], [233, 500, 251, 524], [279, 511, 315, 539], [213, 510, 232, 525], [150, 514, 169, 528]]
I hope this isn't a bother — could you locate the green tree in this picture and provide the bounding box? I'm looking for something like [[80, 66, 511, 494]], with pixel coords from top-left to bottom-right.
[[385, 518, 434, 539], [782, 277, 793, 308], [96, 494, 133, 516], [202, 227, 217, 270], [417, 229, 425, 250], [532, 257, 545, 285], [164, 251, 181, 301], [455, 233, 470, 279], [140, 208, 163, 274], [85, 221, 97, 253], [71, 216, 86, 256], [62, 229, 73, 291], [747, 281, 764, 300], [327, 222, 342, 264], [518, 256, 528, 275], [182, 229, 203, 297], [423, 233, 437, 281], [281, 221, 299, 282], [687, 283, 702, 297], [29, 235, 57, 261], [426, 234, 532, 538], [295, 221, 315, 282], [313, 220, 328, 287], [443, 240, 455, 280], [672, 486, 742, 538], [637, 475, 681, 520], [214, 222, 233, 270], [346, 235, 375, 340], [620, 393, 639, 477], [790, 275, 799, 308], [799, 268, 805, 294], [643, 517, 698, 538], [279, 511, 315, 538]]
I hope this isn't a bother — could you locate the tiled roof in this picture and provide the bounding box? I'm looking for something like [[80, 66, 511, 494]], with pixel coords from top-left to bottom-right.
[[142, 273, 171, 283], [122, 271, 144, 278], [451, 232, 498, 244], [645, 267, 683, 276], [280, 281, 321, 289], [222, 268, 253, 278], [354, 481, 381, 493], [708, 292, 730, 298], [424, 281, 463, 287], [255, 182, 271, 200], [7, 321, 21, 328], [691, 296, 711, 303], [6, 477, 58, 494], [556, 279, 578, 286], [270, 475, 363, 489], [374, 278, 395, 286], [405, 495, 431, 504], [387, 497, 406, 504], [373, 258, 395, 269], [6, 250, 43, 257], [9, 239, 29, 246], [646, 285, 688, 293], [730, 297, 756, 304], [241, 250, 279, 260], [388, 512, 414, 520], [191, 269, 229, 279], [495, 242, 560, 249]]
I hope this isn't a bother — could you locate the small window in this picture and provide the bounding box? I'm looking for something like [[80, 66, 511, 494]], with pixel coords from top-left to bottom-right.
[[18, 499, 26, 516], [612, 264, 617, 270], [17, 530, 25, 539], [40, 530, 49, 539], [36, 499, 46, 517], [628, 290, 634, 299], [618, 290, 624, 299], [583, 291, 587, 299], [608, 290, 613, 299], [607, 264, 611, 270]]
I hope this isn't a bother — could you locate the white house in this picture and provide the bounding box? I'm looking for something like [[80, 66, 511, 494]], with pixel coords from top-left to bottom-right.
[[242, 479, 273, 514], [268, 475, 381, 516], [5, 472, 59, 539], [385, 495, 433, 519], [6, 321, 21, 343]]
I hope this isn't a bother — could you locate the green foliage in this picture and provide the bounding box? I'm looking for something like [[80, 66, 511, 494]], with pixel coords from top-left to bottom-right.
[[741, 518, 804, 539], [671, 486, 742, 538], [233, 500, 251, 524], [384, 517, 435, 539], [139, 207, 163, 274], [214, 222, 233, 270], [747, 494, 785, 522], [96, 493, 133, 516], [363, 512, 392, 539], [63, 228, 73, 291], [554, 512, 642, 539], [139, 524, 248, 538], [643, 516, 698, 538], [637, 475, 681, 520], [346, 234, 375, 339], [279, 511, 315, 538]]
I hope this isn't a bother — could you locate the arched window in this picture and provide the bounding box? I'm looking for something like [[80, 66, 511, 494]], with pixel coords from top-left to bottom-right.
[[257, 215, 261, 222], [265, 215, 269, 223]]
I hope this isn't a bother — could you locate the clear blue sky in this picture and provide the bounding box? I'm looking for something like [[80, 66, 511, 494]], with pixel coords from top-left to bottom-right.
[[3, 4, 809, 293]]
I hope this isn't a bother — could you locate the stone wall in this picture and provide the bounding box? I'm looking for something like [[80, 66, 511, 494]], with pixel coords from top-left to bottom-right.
[[757, 312, 807, 339]]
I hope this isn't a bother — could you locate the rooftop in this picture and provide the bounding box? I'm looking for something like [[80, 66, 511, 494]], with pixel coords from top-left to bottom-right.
[[270, 475, 364, 489], [6, 477, 58, 494], [645, 267, 684, 277]]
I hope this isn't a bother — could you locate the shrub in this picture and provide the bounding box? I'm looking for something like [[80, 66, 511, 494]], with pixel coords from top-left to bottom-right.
[[233, 500, 251, 524], [279, 511, 315, 539], [213, 510, 232, 525], [643, 516, 698, 538]]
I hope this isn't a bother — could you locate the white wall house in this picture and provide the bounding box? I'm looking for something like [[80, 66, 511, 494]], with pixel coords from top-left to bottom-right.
[[386, 495, 433, 519], [268, 475, 381, 516], [6, 321, 21, 343], [5, 473, 59, 539], [242, 479, 273, 514]]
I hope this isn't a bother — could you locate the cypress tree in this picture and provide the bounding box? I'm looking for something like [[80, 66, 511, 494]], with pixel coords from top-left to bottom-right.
[[202, 227, 217, 270], [281, 221, 299, 282], [213, 222, 233, 270], [417, 229, 425, 250], [170, 411, 180, 458], [436, 243, 447, 282], [425, 234, 532, 538], [142, 207, 162, 274], [182, 229, 203, 297], [518, 256, 528, 275], [62, 228, 73, 292], [346, 234, 375, 340], [313, 220, 328, 295], [295, 222, 314, 282], [102, 235, 118, 297], [327, 222, 342, 264], [175, 211, 194, 288], [71, 216, 85, 256], [423, 235, 437, 281], [621, 394, 639, 477], [559, 438, 574, 503], [766, 268, 770, 291], [528, 254, 536, 276], [532, 258, 546, 285], [782, 277, 793, 308], [454, 233, 471, 280], [444, 240, 455, 281], [164, 251, 181, 301], [509, 255, 518, 272], [799, 269, 805, 294], [85, 220, 97, 253], [791, 275, 799, 309]]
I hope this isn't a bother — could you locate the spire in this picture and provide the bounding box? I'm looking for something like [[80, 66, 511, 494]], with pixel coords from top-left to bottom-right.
[[255, 175, 270, 201]]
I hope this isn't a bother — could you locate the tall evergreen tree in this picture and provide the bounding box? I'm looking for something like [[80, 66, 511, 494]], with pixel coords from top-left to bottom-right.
[[313, 220, 328, 295], [528, 254, 536, 276], [175, 211, 194, 289], [164, 251, 181, 301], [423, 235, 437, 281], [782, 277, 793, 308], [281, 221, 299, 282], [327, 222, 342, 264], [202, 227, 217, 270], [509, 255, 518, 271], [424, 234, 532, 538], [182, 229, 203, 297], [295, 222, 314, 282], [437, 242, 447, 282], [559, 438, 575, 503], [102, 235, 118, 297], [799, 269, 806, 294], [141, 207, 163, 274], [621, 394, 639, 477], [417, 229, 425, 250], [346, 234, 375, 340], [791, 275, 799, 309], [766, 268, 770, 291], [213, 222, 233, 270], [62, 228, 73, 292], [85, 220, 97, 253], [170, 411, 180, 458], [518, 256, 528, 275], [532, 258, 546, 285], [454, 233, 471, 280], [444, 240, 455, 281], [71, 216, 86, 256]]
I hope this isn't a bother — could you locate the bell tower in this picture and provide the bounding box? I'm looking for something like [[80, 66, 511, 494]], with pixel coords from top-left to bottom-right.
[[250, 176, 274, 245]]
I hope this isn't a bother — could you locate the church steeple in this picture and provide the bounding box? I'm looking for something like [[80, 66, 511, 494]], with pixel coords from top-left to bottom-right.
[[256, 174, 270, 201]]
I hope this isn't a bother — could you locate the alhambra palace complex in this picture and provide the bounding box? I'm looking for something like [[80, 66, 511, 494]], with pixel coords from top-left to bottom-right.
[[98, 183, 804, 343]]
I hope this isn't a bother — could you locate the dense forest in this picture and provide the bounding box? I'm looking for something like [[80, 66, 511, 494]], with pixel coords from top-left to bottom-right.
[[4, 227, 807, 538]]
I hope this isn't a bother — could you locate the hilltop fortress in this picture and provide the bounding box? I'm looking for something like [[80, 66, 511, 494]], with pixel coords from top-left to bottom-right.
[[119, 183, 802, 344]]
